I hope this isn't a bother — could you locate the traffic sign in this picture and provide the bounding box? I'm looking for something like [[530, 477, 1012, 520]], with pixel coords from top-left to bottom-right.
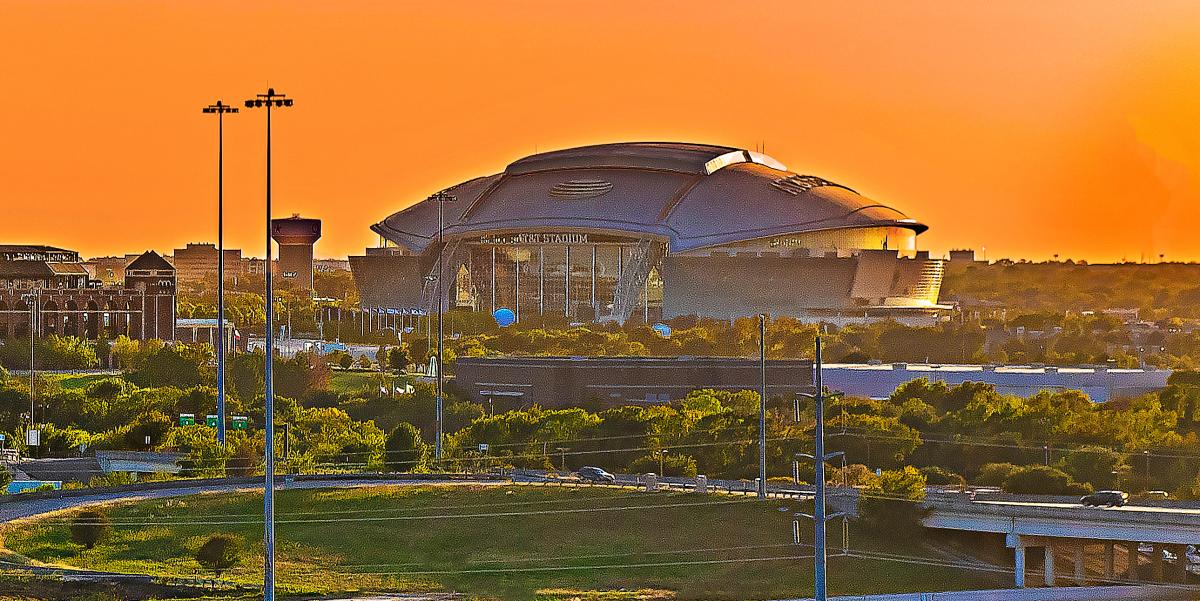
[[179, 413, 196, 426], [478, 443, 489, 453], [231, 416, 249, 430], [206, 415, 218, 428]]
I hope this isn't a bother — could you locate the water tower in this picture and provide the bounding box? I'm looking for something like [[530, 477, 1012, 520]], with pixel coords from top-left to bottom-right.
[[271, 214, 321, 290]]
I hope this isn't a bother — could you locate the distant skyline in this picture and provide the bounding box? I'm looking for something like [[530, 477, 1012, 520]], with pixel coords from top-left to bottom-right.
[[2, 1, 1199, 262]]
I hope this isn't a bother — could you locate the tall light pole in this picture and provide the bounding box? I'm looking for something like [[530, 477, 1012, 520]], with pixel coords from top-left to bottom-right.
[[428, 190, 456, 461], [244, 87, 292, 601], [758, 313, 767, 499], [22, 291, 38, 439], [202, 100, 238, 447]]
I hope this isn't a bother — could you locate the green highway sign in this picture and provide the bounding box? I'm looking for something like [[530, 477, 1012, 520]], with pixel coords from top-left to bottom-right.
[[231, 416, 249, 430], [206, 415, 219, 428], [179, 413, 195, 426]]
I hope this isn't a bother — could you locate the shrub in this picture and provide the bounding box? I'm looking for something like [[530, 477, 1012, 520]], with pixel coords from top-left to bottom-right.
[[833, 464, 875, 487], [384, 423, 426, 472], [69, 510, 111, 550], [628, 453, 698, 477], [919, 466, 966, 487], [195, 534, 242, 578], [858, 466, 929, 537], [975, 462, 1020, 487], [1058, 446, 1123, 490], [1002, 465, 1093, 495]]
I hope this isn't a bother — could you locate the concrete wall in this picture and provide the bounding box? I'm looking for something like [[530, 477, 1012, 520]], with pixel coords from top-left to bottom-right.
[[454, 355, 814, 408]]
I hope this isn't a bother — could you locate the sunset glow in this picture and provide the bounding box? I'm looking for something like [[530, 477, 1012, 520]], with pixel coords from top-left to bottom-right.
[[2, 1, 1199, 262]]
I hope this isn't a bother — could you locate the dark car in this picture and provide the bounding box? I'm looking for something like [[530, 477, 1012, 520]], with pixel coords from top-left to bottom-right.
[[1080, 490, 1128, 507], [577, 466, 616, 483]]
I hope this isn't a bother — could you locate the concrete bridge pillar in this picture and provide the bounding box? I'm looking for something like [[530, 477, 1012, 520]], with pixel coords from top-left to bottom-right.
[[1104, 542, 1115, 580], [1044, 541, 1056, 587], [1013, 544, 1026, 588], [1152, 543, 1165, 581], [1126, 542, 1140, 581]]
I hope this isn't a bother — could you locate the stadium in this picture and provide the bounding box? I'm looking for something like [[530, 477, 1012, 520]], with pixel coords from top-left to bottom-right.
[[352, 142, 947, 324]]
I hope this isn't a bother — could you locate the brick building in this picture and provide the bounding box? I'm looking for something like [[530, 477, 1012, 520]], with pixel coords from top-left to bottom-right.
[[170, 242, 243, 283], [0, 246, 176, 341]]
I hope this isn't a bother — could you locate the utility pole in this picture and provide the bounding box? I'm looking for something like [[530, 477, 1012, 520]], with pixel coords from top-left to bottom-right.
[[556, 447, 568, 472], [202, 100, 238, 447], [813, 336, 828, 599], [795, 337, 844, 601], [244, 87, 293, 601], [758, 313, 767, 499]]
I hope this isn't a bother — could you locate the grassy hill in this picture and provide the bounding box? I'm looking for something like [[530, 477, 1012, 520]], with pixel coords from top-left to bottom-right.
[[2, 484, 1006, 600]]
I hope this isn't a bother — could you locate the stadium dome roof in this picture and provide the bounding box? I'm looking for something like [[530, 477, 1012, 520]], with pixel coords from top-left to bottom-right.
[[371, 142, 925, 253]]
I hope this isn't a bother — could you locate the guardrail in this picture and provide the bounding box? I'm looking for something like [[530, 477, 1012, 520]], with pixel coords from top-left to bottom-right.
[[0, 472, 507, 505]]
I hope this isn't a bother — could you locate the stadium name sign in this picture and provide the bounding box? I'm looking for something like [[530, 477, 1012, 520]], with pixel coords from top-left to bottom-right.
[[479, 233, 590, 245]]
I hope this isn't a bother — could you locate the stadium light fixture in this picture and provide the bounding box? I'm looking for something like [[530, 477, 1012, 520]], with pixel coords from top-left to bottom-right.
[[242, 86, 292, 601]]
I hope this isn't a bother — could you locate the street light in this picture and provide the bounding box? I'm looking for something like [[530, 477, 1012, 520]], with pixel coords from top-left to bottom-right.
[[428, 190, 456, 461], [243, 86, 292, 601], [21, 291, 38, 444], [202, 100, 238, 447]]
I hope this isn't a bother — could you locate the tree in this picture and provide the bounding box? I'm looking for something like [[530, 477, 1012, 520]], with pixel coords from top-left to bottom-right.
[[1058, 446, 1124, 490], [975, 462, 1021, 486], [195, 534, 241, 578], [70, 510, 111, 550], [120, 411, 173, 450], [919, 466, 966, 488], [857, 466, 928, 537], [1002, 465, 1092, 495], [629, 453, 697, 477], [388, 346, 410, 372], [385, 422, 426, 472]]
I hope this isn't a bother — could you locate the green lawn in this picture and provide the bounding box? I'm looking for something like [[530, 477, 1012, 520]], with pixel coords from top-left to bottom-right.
[[52, 373, 115, 390], [2, 485, 1005, 600], [329, 370, 385, 396]]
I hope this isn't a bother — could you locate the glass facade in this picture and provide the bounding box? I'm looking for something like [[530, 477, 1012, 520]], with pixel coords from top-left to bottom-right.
[[691, 226, 919, 256], [450, 233, 661, 322]]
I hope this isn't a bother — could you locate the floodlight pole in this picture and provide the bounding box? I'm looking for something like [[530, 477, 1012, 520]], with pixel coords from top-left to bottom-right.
[[23, 291, 37, 433], [758, 313, 767, 499], [244, 87, 292, 601], [202, 100, 238, 447], [429, 190, 456, 461]]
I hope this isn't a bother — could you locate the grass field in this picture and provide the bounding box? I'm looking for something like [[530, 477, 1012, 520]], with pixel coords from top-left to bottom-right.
[[2, 484, 1006, 600], [329, 370, 384, 396], [51, 373, 115, 390]]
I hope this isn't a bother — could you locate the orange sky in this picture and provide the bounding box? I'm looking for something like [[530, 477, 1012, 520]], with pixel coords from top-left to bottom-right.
[[2, 1, 1199, 262]]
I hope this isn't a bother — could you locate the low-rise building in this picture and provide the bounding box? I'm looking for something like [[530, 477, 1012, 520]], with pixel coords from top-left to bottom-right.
[[0, 246, 175, 341], [453, 355, 814, 409]]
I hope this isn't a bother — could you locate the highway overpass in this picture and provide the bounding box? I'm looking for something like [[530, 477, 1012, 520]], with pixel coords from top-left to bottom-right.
[[924, 492, 1200, 589]]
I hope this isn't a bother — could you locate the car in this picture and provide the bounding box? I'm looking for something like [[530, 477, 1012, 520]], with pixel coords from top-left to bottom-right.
[[576, 466, 616, 483], [1080, 490, 1129, 507]]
